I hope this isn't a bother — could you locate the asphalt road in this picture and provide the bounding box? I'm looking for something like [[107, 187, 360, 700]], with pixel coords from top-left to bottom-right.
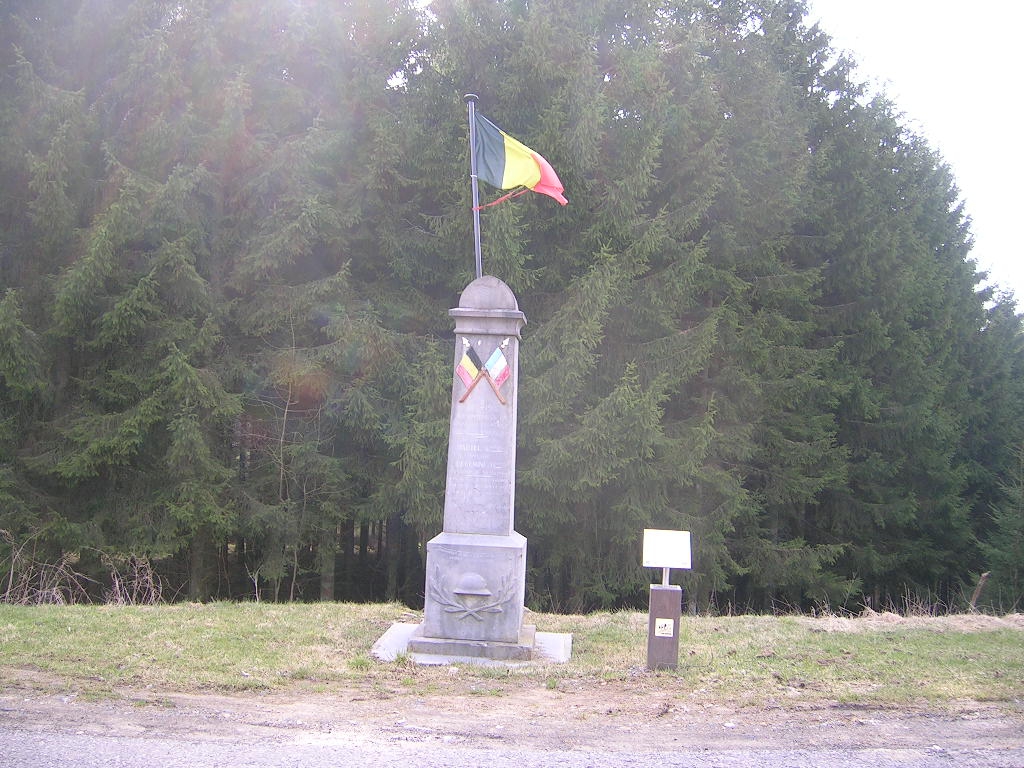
[[3, 726, 1022, 767]]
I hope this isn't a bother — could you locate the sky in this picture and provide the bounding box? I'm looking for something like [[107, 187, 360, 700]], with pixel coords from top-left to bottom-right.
[[807, 0, 1023, 301]]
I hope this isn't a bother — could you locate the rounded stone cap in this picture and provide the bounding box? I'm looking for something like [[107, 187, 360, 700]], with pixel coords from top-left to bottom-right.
[[459, 275, 519, 311]]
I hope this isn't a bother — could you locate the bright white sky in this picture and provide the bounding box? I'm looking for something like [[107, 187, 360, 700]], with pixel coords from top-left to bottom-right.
[[808, 1, 1023, 302]]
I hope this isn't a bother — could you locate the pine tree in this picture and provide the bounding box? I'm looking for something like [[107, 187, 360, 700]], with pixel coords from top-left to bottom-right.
[[982, 444, 1024, 610], [398, 0, 854, 611], [794, 59, 984, 605], [2, 0, 1018, 610]]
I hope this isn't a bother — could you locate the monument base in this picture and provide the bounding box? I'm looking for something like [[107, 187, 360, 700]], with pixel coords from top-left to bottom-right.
[[408, 623, 536, 661], [420, 531, 527, 643], [371, 622, 573, 665]]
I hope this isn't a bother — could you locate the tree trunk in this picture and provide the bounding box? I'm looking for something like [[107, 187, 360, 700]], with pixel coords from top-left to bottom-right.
[[385, 512, 401, 602], [359, 523, 370, 564], [188, 529, 217, 601], [319, 525, 336, 601], [405, 526, 424, 608], [341, 518, 355, 599]]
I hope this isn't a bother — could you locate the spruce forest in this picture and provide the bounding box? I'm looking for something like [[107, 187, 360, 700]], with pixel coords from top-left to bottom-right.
[[2, 0, 1022, 613]]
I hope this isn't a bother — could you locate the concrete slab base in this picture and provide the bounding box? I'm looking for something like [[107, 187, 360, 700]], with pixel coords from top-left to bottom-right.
[[409, 624, 536, 661], [372, 623, 573, 667]]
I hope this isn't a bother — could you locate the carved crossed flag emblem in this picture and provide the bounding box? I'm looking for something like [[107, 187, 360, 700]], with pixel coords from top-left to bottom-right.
[[456, 337, 510, 404]]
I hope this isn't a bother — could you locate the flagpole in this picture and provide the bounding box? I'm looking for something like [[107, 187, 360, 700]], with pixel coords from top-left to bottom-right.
[[465, 93, 484, 280]]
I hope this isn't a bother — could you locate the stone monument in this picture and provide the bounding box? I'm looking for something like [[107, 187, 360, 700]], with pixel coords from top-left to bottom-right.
[[408, 275, 534, 660]]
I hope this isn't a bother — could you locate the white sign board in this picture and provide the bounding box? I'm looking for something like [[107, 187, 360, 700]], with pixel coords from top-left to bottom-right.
[[643, 529, 692, 570]]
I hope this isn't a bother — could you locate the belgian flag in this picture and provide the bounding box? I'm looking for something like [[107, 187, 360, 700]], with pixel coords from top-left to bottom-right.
[[456, 338, 483, 389], [473, 113, 568, 206]]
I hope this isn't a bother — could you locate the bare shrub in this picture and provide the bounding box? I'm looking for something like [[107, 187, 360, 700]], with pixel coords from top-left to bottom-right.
[[102, 553, 163, 605], [884, 586, 953, 617], [1, 530, 93, 604], [2, 532, 162, 605]]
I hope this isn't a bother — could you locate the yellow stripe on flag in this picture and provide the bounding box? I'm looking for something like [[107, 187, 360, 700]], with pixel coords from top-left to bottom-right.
[[500, 132, 543, 190]]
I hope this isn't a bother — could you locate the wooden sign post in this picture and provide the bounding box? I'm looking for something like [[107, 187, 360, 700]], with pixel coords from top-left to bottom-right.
[[642, 529, 692, 670]]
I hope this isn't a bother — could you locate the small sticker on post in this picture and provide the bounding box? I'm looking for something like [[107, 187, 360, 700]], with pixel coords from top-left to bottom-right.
[[654, 618, 675, 638]]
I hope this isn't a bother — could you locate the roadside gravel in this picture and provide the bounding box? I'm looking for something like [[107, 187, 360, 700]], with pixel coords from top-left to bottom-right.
[[2, 684, 1022, 767]]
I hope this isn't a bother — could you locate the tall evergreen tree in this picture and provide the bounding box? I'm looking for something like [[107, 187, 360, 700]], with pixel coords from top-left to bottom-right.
[[1, 0, 1019, 611], [794, 69, 983, 605]]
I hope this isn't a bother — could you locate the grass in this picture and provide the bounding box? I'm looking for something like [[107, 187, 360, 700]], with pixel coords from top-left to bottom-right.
[[1, 602, 1021, 708], [671, 614, 1024, 705]]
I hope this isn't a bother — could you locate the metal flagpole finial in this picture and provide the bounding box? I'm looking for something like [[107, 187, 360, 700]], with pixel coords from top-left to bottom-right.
[[464, 93, 479, 103]]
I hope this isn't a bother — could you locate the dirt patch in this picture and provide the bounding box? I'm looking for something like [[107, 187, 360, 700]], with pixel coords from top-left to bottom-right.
[[2, 664, 1023, 753], [1, 675, 1022, 753]]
